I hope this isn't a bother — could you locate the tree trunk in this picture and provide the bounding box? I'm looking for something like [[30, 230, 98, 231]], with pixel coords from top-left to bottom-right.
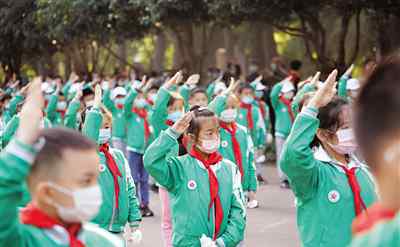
[[375, 14, 400, 60], [151, 31, 166, 73]]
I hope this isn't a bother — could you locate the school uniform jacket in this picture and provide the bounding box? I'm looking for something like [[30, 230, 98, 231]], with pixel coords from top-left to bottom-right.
[[0, 139, 124, 246], [103, 89, 127, 140], [82, 108, 142, 232], [143, 128, 246, 247], [280, 107, 377, 247], [270, 82, 293, 138]]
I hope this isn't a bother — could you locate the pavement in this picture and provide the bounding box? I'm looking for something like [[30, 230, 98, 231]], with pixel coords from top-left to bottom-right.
[[137, 164, 300, 247]]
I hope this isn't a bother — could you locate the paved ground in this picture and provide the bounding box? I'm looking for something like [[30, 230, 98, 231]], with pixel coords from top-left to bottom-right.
[[138, 164, 300, 246]]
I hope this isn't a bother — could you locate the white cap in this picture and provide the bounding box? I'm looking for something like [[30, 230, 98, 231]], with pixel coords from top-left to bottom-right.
[[281, 81, 295, 93], [111, 87, 127, 99], [346, 78, 360, 90], [255, 81, 266, 91], [213, 82, 227, 95], [41, 82, 54, 94]]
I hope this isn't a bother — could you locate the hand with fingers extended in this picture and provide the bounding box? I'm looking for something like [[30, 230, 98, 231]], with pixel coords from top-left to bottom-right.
[[74, 83, 83, 101], [308, 70, 338, 109], [163, 71, 183, 89], [93, 84, 102, 109], [309, 72, 321, 88], [185, 74, 200, 87], [343, 64, 354, 78], [16, 77, 44, 145], [171, 111, 194, 135], [69, 72, 79, 83], [224, 77, 240, 95]]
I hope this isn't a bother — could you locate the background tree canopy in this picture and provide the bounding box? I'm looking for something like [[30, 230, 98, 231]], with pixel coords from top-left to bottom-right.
[[0, 0, 399, 81]]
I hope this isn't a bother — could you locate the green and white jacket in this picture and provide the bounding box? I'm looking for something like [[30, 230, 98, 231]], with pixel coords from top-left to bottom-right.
[[144, 128, 246, 247]]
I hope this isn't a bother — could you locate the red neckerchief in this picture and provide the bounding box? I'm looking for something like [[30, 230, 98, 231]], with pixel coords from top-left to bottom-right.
[[132, 107, 150, 141], [57, 109, 66, 118], [116, 104, 123, 110], [279, 95, 295, 122], [146, 99, 154, 106], [20, 204, 84, 247], [219, 121, 243, 178], [99, 143, 122, 209], [240, 103, 254, 130], [258, 100, 266, 119], [189, 147, 223, 240], [339, 165, 367, 216], [352, 203, 397, 235], [165, 119, 174, 126]]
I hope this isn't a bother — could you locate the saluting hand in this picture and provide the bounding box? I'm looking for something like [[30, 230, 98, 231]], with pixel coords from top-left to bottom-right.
[[308, 69, 338, 109], [172, 111, 194, 135]]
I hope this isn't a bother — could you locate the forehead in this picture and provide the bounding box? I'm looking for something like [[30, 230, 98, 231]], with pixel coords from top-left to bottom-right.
[[192, 92, 207, 99], [241, 88, 254, 94], [197, 116, 219, 130]]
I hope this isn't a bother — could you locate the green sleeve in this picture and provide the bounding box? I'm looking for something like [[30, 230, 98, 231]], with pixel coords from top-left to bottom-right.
[[255, 109, 266, 148], [150, 87, 171, 137], [123, 154, 142, 226], [208, 94, 227, 117], [64, 100, 81, 129], [179, 84, 190, 111], [62, 80, 73, 97], [247, 134, 257, 192], [2, 116, 19, 148], [143, 128, 183, 193], [338, 76, 349, 99], [0, 139, 37, 245], [291, 83, 316, 117], [270, 82, 283, 110], [45, 94, 58, 123], [206, 83, 215, 100], [82, 108, 102, 143], [103, 89, 116, 113], [123, 88, 138, 119], [217, 165, 246, 246], [280, 107, 320, 201]]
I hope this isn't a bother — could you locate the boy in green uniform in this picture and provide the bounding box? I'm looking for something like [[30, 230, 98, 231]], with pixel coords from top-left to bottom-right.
[[82, 85, 142, 244], [270, 77, 296, 188], [144, 108, 246, 247], [350, 56, 400, 247], [280, 70, 377, 247], [0, 78, 123, 247]]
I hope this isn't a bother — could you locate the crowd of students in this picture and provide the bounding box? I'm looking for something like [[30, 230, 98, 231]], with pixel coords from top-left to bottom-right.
[[0, 55, 398, 247]]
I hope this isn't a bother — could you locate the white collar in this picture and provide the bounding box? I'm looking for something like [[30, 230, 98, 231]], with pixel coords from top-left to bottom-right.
[[194, 159, 222, 173], [313, 146, 364, 172]]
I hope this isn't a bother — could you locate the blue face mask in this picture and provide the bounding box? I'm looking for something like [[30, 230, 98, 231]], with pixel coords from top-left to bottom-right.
[[134, 98, 147, 108], [241, 96, 254, 104], [114, 98, 125, 105], [167, 110, 183, 123], [255, 91, 263, 99]]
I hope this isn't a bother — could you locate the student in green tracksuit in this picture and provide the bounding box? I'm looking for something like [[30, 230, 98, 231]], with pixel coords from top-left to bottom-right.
[[103, 86, 128, 155], [280, 70, 377, 247], [270, 78, 296, 187], [81, 86, 142, 243], [349, 57, 400, 247], [64, 87, 83, 129], [209, 92, 258, 209], [124, 85, 155, 217], [0, 78, 123, 247], [2, 92, 24, 125], [144, 107, 246, 247], [237, 84, 263, 149]]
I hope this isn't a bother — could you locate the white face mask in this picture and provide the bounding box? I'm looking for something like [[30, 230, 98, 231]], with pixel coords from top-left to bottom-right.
[[114, 98, 125, 105], [98, 128, 111, 144], [57, 101, 67, 111], [220, 109, 237, 123], [241, 96, 253, 104], [49, 183, 102, 223], [197, 137, 221, 154], [329, 128, 357, 155], [149, 94, 157, 103]]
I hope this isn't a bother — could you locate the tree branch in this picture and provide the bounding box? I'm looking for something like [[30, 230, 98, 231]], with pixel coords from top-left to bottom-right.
[[349, 10, 361, 65]]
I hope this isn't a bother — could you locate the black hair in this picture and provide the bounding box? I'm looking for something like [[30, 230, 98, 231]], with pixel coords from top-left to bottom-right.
[[167, 94, 183, 107], [290, 60, 302, 70], [28, 128, 97, 185], [238, 83, 254, 94], [187, 106, 216, 139], [189, 87, 207, 99], [311, 97, 348, 147], [355, 55, 400, 168], [148, 85, 160, 92]]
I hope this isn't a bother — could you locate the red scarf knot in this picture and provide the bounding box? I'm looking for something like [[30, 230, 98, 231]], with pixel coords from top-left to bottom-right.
[[279, 95, 295, 122], [99, 143, 122, 209], [240, 103, 254, 130], [165, 119, 174, 126], [20, 204, 85, 247], [219, 122, 244, 179], [352, 203, 397, 235], [189, 148, 223, 240], [340, 165, 367, 216], [116, 104, 123, 110], [132, 107, 151, 141]]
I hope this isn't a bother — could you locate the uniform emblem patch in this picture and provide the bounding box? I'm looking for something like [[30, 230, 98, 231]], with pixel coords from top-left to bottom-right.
[[221, 141, 228, 148], [187, 180, 197, 190], [99, 164, 106, 172], [328, 190, 340, 203]]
